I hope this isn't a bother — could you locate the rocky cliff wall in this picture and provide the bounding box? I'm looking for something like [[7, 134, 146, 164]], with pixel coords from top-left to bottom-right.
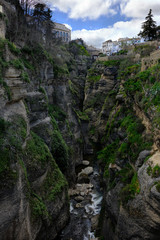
[[0, 27, 91, 238], [83, 58, 160, 240]]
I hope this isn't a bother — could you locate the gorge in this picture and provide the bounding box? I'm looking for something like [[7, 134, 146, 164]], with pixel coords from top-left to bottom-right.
[[1, 1, 160, 240]]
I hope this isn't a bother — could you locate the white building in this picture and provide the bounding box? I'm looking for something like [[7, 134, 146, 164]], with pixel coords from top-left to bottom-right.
[[102, 37, 143, 55], [118, 37, 142, 47], [52, 22, 71, 43], [102, 40, 120, 56]]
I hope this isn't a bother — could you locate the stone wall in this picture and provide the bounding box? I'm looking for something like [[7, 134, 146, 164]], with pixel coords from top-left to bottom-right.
[[141, 49, 160, 71], [97, 54, 135, 62]]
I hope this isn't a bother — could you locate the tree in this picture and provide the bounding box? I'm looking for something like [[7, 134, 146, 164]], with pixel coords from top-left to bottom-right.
[[138, 9, 157, 41], [33, 3, 52, 24], [156, 25, 160, 40]]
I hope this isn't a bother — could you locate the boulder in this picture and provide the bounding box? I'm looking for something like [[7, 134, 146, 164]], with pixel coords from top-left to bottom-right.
[[75, 203, 82, 208], [82, 160, 90, 166], [75, 196, 84, 202], [78, 167, 93, 177]]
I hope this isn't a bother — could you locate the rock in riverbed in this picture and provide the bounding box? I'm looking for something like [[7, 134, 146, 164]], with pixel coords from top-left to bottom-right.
[[78, 167, 94, 177]]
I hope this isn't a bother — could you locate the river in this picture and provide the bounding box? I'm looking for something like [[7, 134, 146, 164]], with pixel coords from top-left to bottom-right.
[[59, 162, 103, 240]]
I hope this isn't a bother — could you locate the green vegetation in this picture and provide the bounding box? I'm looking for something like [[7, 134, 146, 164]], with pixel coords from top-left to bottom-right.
[[69, 79, 79, 96], [117, 164, 134, 184], [39, 86, 46, 95], [134, 44, 156, 57], [118, 63, 141, 80], [21, 57, 34, 70], [78, 45, 90, 56], [86, 92, 106, 108], [48, 104, 69, 172], [31, 193, 49, 219], [21, 71, 30, 83], [98, 140, 119, 177], [120, 173, 140, 204], [51, 130, 69, 172], [69, 41, 90, 56], [138, 9, 157, 41], [19, 132, 68, 219], [25, 131, 52, 167], [2, 81, 11, 100], [7, 41, 21, 55], [48, 104, 67, 122], [44, 165, 67, 201], [73, 109, 89, 121], [98, 60, 120, 67], [147, 164, 160, 178], [116, 49, 128, 55], [120, 112, 152, 163], [0, 116, 27, 188], [88, 74, 101, 83]]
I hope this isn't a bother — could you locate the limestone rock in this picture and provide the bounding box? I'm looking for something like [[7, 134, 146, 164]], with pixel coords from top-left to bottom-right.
[[103, 151, 160, 240], [82, 160, 90, 166], [78, 167, 94, 176], [135, 150, 151, 170], [75, 196, 84, 202]]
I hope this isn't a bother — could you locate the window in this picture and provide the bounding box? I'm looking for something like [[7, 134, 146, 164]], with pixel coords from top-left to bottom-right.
[[63, 32, 65, 37], [60, 32, 62, 37]]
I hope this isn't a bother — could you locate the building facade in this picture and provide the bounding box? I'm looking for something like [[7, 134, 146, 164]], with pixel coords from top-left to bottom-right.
[[102, 40, 120, 55], [102, 37, 143, 55], [52, 22, 71, 43]]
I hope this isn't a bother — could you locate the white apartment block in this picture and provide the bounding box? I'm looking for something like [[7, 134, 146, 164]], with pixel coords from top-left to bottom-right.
[[102, 37, 142, 55], [52, 22, 71, 43], [102, 40, 120, 56]]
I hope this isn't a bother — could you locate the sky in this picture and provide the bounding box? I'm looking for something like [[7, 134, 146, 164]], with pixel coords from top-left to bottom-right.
[[46, 0, 160, 48]]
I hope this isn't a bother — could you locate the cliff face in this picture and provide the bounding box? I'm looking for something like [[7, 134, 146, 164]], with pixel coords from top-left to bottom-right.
[[84, 57, 160, 240], [0, 20, 91, 238]]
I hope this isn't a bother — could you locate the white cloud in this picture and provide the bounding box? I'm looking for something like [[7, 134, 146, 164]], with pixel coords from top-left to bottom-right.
[[120, 0, 160, 20], [48, 0, 121, 20], [72, 18, 142, 48]]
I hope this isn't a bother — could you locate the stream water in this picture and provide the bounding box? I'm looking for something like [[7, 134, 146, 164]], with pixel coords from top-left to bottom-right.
[[59, 163, 103, 240]]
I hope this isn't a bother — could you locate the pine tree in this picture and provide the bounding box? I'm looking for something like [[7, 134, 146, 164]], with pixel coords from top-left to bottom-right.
[[33, 3, 52, 25], [138, 9, 157, 41]]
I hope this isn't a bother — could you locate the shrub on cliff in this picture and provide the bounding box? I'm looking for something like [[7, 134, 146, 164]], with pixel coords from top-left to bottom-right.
[[51, 130, 69, 173]]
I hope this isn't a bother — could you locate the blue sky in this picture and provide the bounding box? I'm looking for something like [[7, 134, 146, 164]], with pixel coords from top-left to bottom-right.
[[47, 0, 160, 48], [53, 9, 131, 31]]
